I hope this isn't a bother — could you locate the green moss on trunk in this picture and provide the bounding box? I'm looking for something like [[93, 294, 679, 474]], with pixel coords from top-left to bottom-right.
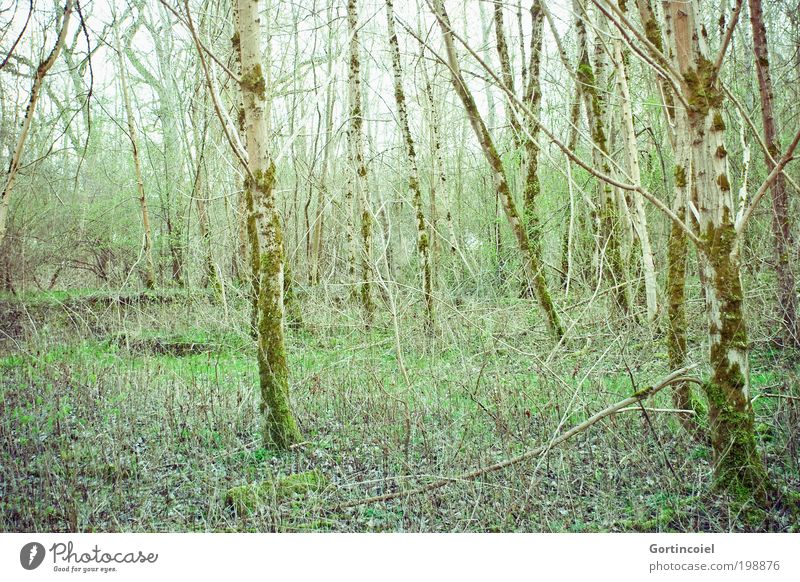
[[701, 216, 768, 502], [666, 217, 705, 434]]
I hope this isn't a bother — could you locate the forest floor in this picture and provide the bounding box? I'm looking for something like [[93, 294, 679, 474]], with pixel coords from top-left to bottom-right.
[[1, 287, 799, 532]]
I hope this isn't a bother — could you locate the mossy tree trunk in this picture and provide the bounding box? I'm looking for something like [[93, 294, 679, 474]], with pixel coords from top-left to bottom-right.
[[346, 0, 375, 324], [432, 0, 564, 340], [385, 0, 434, 332], [232, 11, 260, 336], [236, 0, 301, 449], [663, 0, 766, 498], [492, 1, 522, 146], [521, 0, 546, 296]]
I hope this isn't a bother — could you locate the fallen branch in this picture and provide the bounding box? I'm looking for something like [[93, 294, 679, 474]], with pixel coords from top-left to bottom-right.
[[339, 365, 698, 508], [617, 407, 697, 414]]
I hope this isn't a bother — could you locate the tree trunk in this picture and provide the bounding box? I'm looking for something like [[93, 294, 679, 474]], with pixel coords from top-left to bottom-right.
[[664, 0, 767, 499], [748, 0, 798, 347], [634, 0, 704, 433], [235, 0, 301, 449], [613, 36, 658, 321], [574, 0, 630, 315], [347, 0, 374, 324], [385, 0, 434, 331], [492, 1, 521, 145], [521, 0, 546, 295], [115, 20, 156, 290]]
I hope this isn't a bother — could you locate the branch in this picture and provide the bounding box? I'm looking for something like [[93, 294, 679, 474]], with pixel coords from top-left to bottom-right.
[[735, 124, 800, 236], [339, 365, 699, 508], [414, 13, 703, 247], [711, 0, 744, 83], [723, 84, 800, 195], [179, 0, 250, 180]]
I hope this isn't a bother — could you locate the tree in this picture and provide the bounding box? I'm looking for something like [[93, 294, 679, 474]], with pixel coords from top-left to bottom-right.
[[660, 0, 767, 498], [114, 16, 156, 290], [385, 0, 434, 331], [1, 0, 74, 255], [748, 0, 798, 347], [235, 0, 301, 449], [347, 0, 375, 323]]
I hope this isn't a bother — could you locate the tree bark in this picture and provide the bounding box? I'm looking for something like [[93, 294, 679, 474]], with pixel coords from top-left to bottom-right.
[[347, 0, 374, 324], [663, 0, 767, 499]]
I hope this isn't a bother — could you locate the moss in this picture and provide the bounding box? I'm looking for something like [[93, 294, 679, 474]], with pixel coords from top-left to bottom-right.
[[225, 469, 328, 514], [712, 111, 725, 131], [230, 32, 240, 50], [256, 216, 301, 448], [683, 57, 723, 117], [576, 62, 594, 86], [674, 165, 687, 188], [717, 173, 731, 192], [715, 145, 727, 158], [701, 212, 769, 503], [643, 18, 664, 52], [241, 64, 267, 101], [665, 218, 706, 435]]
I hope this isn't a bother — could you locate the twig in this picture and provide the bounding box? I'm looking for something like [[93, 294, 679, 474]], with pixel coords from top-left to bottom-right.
[[752, 393, 800, 403], [338, 365, 698, 508]]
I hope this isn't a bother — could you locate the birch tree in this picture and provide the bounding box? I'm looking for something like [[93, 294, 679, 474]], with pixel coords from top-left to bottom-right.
[[235, 0, 301, 449], [385, 0, 434, 331]]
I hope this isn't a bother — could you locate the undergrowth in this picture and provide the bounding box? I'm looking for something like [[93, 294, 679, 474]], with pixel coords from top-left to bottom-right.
[[1, 287, 798, 532]]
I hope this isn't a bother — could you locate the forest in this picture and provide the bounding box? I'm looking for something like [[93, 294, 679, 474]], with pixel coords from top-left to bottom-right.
[[1, 0, 799, 533]]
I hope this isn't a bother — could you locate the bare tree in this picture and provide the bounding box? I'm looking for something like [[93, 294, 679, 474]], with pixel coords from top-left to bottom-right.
[[114, 16, 156, 290], [748, 0, 798, 347], [1, 0, 74, 249]]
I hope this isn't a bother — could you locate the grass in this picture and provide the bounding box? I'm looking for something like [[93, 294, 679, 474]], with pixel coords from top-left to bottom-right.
[[1, 288, 798, 532]]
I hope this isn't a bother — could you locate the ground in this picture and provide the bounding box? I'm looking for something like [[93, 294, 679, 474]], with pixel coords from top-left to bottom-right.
[[1, 286, 798, 532]]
